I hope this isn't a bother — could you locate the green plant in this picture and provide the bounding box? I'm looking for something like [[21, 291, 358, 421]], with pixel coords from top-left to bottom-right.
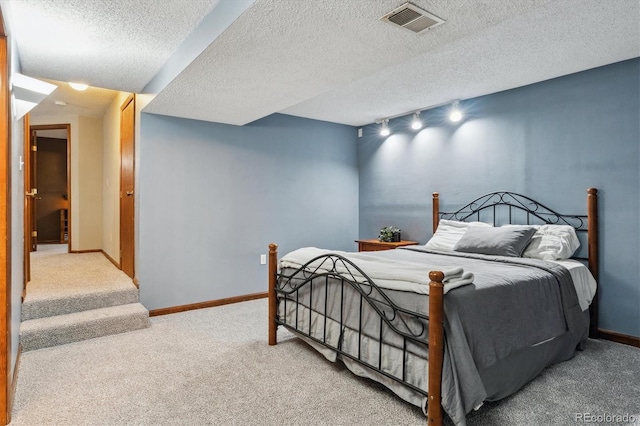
[[378, 226, 401, 242]]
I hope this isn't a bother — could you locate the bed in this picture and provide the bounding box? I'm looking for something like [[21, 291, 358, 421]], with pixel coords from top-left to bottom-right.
[[267, 189, 598, 426]]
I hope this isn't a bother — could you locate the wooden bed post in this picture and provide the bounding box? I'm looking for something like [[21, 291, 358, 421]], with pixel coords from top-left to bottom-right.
[[587, 188, 598, 338], [268, 243, 278, 346], [432, 192, 440, 233], [427, 271, 445, 426]]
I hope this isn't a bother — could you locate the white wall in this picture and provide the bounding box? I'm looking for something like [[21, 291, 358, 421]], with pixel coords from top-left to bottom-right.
[[77, 116, 103, 249]]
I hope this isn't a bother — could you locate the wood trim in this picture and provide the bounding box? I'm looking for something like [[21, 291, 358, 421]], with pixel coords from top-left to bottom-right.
[[8, 344, 20, 419], [23, 115, 29, 290], [0, 30, 10, 425], [30, 124, 71, 252], [132, 277, 139, 289], [149, 292, 268, 317], [69, 249, 101, 254], [598, 329, 640, 348], [100, 249, 120, 269]]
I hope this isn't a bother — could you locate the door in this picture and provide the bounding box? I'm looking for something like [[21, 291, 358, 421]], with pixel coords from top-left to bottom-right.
[[120, 95, 135, 280], [35, 136, 68, 243], [27, 130, 37, 252], [23, 116, 31, 286]]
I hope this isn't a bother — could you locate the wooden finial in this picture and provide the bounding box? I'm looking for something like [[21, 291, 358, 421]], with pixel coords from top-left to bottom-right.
[[429, 270, 444, 283]]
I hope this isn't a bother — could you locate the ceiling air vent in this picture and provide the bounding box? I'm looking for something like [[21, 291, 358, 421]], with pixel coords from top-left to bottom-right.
[[381, 2, 445, 34]]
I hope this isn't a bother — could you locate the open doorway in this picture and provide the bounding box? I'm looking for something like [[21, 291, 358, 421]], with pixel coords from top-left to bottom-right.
[[27, 124, 71, 256]]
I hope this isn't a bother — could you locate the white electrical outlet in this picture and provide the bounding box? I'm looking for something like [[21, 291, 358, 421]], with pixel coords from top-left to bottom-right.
[[260, 254, 267, 265]]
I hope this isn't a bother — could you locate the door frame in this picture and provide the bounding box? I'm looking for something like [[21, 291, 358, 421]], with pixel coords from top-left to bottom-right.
[[27, 124, 71, 256], [0, 19, 11, 425]]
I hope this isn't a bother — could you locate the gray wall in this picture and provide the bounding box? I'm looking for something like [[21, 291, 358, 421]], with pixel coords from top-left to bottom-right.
[[139, 113, 358, 310], [358, 58, 640, 337]]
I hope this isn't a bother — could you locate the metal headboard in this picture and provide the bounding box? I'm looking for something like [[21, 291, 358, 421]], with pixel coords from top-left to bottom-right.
[[432, 188, 599, 337]]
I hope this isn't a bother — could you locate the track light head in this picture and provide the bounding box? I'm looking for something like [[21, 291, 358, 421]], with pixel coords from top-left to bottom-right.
[[411, 112, 422, 130], [449, 101, 463, 122], [380, 119, 390, 136]]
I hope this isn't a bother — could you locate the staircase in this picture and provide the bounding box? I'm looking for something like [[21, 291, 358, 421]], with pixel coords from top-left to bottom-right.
[[20, 247, 150, 352]]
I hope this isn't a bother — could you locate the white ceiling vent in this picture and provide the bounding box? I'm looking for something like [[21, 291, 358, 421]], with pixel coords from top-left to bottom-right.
[[381, 2, 445, 34]]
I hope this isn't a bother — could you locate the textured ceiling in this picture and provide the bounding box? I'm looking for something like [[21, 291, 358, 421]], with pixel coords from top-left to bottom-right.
[[29, 79, 119, 118], [6, 0, 640, 127], [282, 0, 640, 126], [144, 0, 640, 126], [8, 0, 220, 93]]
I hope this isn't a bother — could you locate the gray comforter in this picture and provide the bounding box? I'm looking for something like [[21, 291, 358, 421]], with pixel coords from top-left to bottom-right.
[[278, 247, 588, 425]]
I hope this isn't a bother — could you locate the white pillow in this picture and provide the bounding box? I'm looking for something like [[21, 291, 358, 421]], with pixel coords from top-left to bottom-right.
[[520, 224, 580, 260], [425, 219, 492, 251]]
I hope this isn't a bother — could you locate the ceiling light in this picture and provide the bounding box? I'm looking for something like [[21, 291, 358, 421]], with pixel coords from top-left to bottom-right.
[[449, 101, 463, 122], [69, 82, 88, 91], [411, 112, 422, 130], [380, 120, 390, 136], [54, 100, 67, 106]]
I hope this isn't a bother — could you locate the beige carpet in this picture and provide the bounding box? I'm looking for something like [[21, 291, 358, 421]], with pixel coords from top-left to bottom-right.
[[26, 244, 135, 301], [10, 299, 640, 425], [20, 244, 148, 350]]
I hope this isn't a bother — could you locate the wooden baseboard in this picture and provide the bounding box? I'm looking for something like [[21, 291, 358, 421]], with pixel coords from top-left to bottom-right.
[[69, 249, 101, 254], [9, 344, 22, 423], [132, 277, 139, 289], [149, 292, 268, 317], [598, 328, 640, 348], [100, 250, 120, 269]]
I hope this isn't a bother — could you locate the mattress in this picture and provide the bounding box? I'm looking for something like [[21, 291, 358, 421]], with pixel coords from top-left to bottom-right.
[[276, 248, 590, 425]]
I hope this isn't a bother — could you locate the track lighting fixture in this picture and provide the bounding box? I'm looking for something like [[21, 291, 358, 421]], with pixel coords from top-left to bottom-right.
[[375, 100, 464, 136], [380, 119, 390, 136], [411, 112, 422, 130]]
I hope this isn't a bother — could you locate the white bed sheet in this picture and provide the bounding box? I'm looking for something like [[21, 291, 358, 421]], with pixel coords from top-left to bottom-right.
[[549, 259, 597, 311]]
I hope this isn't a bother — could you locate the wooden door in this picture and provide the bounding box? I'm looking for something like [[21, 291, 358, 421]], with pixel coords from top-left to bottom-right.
[[23, 116, 31, 286], [120, 95, 135, 279], [28, 130, 37, 252]]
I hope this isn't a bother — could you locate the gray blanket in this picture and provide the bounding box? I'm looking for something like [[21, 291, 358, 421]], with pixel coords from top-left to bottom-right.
[[374, 247, 588, 424], [278, 247, 588, 425]]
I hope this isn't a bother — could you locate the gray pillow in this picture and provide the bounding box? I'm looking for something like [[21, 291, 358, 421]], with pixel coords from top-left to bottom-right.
[[453, 226, 537, 257]]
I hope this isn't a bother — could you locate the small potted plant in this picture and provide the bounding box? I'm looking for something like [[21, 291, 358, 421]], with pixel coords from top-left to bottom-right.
[[378, 226, 401, 242]]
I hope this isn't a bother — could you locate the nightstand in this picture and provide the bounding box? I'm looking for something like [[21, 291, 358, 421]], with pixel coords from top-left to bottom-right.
[[355, 239, 419, 252]]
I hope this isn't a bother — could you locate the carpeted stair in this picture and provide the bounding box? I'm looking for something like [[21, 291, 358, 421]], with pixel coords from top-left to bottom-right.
[[22, 287, 140, 321], [21, 287, 150, 352], [21, 246, 151, 352], [20, 302, 150, 352]]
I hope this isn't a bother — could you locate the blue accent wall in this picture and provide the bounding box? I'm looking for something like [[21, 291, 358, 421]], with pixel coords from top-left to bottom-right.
[[139, 113, 358, 310], [358, 59, 640, 337]]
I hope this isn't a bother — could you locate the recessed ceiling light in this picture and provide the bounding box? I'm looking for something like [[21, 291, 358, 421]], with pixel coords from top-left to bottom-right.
[[69, 82, 88, 91]]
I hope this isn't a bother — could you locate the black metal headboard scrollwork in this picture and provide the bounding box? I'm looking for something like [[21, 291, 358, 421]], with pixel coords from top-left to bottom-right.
[[432, 188, 599, 337]]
